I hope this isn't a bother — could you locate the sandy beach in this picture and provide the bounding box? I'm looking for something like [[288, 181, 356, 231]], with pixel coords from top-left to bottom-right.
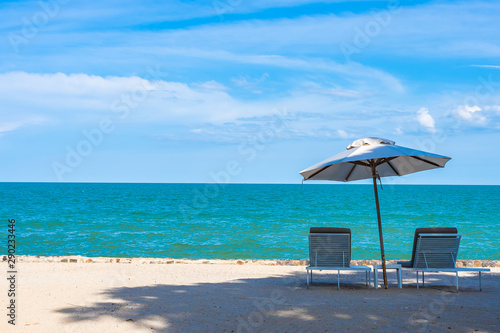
[[1, 259, 499, 333]]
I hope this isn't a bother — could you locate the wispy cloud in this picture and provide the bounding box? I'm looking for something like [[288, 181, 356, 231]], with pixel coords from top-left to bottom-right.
[[232, 73, 269, 93], [306, 84, 364, 98], [0, 122, 22, 135], [336, 129, 358, 139], [0, 117, 48, 135], [469, 65, 500, 69], [138, 47, 404, 92]]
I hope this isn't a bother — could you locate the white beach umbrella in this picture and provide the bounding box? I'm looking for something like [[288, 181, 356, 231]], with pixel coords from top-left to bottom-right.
[[299, 137, 451, 288]]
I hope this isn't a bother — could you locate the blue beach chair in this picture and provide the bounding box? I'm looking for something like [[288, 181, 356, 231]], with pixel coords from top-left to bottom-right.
[[306, 227, 370, 290], [399, 227, 490, 291]]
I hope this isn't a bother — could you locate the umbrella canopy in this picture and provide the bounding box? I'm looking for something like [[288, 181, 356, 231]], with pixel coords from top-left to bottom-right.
[[300, 137, 451, 182], [299, 137, 451, 288]]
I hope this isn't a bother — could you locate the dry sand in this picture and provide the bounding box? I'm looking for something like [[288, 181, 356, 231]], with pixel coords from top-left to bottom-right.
[[1, 262, 499, 332]]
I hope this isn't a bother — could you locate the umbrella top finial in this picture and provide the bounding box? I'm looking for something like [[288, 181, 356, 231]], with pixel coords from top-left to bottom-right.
[[347, 137, 395, 150]]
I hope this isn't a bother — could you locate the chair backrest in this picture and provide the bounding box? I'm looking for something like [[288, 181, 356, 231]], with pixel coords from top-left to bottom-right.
[[409, 227, 458, 267], [309, 227, 351, 267], [413, 233, 461, 268]]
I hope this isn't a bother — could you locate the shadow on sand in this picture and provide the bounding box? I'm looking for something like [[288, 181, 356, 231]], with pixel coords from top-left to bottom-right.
[[56, 270, 499, 332]]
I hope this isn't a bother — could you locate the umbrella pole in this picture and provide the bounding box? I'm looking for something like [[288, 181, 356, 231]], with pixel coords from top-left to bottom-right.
[[372, 169, 388, 289]]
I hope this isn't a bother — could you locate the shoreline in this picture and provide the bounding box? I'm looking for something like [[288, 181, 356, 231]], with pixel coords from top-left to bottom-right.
[[4, 255, 500, 267]]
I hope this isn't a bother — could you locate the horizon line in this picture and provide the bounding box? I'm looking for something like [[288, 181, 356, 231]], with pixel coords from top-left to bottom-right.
[[0, 181, 498, 186]]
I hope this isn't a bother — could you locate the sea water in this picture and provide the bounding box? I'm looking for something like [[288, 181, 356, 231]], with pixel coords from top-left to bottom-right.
[[1, 183, 498, 260]]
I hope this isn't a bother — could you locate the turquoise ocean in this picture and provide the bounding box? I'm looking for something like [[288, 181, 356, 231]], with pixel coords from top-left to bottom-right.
[[1, 183, 499, 260]]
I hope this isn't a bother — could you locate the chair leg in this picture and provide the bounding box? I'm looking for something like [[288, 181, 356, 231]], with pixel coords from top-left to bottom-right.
[[416, 271, 419, 290], [398, 268, 402, 288], [479, 271, 482, 291], [422, 271, 425, 287], [337, 270, 340, 291], [456, 271, 459, 292]]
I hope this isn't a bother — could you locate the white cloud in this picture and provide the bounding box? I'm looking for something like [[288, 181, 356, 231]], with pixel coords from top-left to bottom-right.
[[0, 72, 158, 111], [0, 71, 243, 123], [4, 71, 494, 146], [0, 71, 407, 131], [416, 107, 436, 133], [453, 105, 487, 125]]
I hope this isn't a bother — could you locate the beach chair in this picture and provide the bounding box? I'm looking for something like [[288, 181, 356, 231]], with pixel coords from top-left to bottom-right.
[[306, 227, 370, 290], [400, 227, 490, 291]]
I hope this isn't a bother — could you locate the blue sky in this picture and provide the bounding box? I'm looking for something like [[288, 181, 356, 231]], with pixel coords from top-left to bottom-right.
[[0, 0, 499, 184]]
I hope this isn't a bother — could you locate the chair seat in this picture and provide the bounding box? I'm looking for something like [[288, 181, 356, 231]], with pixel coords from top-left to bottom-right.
[[397, 260, 412, 268], [306, 265, 371, 271]]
